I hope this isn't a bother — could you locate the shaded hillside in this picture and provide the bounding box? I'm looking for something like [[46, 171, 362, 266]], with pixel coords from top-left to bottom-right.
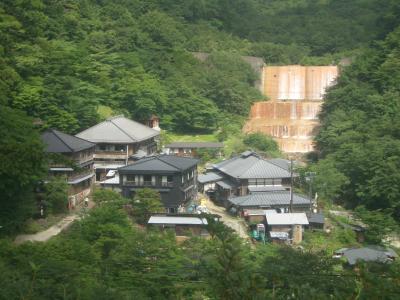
[[1, 0, 399, 133]]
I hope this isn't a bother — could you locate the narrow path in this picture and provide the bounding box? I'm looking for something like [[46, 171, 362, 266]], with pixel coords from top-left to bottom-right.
[[14, 214, 80, 245], [202, 197, 249, 239], [14, 201, 95, 245]]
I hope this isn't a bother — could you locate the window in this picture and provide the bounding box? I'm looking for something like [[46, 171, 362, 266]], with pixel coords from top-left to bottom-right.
[[126, 175, 135, 182], [143, 175, 153, 186], [115, 145, 126, 152]]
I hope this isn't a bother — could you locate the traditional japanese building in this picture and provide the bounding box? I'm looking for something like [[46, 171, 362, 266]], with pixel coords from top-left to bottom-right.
[[119, 155, 199, 213], [41, 129, 95, 209], [76, 115, 160, 181]]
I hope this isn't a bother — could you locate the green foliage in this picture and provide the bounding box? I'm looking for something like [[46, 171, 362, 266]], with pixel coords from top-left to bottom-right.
[[259, 247, 357, 299], [0, 106, 46, 235], [354, 207, 399, 245], [92, 188, 127, 208], [43, 176, 68, 214], [243, 132, 280, 157], [131, 188, 164, 224], [315, 26, 400, 222]]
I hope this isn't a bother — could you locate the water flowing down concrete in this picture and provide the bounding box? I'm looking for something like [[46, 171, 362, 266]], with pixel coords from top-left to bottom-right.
[[244, 65, 338, 153]]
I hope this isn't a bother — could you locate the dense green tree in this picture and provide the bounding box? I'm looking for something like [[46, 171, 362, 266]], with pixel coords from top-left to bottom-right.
[[0, 106, 46, 234], [131, 188, 164, 224], [243, 132, 280, 157], [43, 176, 68, 214]]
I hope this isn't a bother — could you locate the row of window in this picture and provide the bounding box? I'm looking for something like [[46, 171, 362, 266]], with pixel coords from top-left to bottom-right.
[[96, 144, 127, 152], [124, 175, 174, 186], [248, 178, 282, 186]]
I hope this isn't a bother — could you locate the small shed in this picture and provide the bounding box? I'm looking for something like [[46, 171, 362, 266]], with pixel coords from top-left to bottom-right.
[[148, 215, 209, 237], [307, 213, 325, 229], [243, 209, 277, 223], [266, 213, 309, 244]]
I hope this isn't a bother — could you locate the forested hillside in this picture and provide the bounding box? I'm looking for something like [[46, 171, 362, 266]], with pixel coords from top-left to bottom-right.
[[1, 0, 398, 133], [314, 26, 400, 225]]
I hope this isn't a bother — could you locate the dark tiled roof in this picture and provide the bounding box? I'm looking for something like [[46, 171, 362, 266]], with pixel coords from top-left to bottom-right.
[[213, 151, 291, 179], [268, 158, 292, 172], [308, 213, 325, 224], [165, 142, 224, 148], [76, 115, 159, 144], [41, 129, 94, 153], [340, 247, 398, 265], [119, 155, 198, 174], [228, 191, 310, 207], [198, 172, 224, 184]]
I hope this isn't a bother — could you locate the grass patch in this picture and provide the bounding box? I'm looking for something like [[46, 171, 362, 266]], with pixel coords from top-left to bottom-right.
[[161, 132, 218, 144]]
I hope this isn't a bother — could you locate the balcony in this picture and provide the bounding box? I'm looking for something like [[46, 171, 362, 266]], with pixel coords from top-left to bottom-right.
[[67, 169, 94, 184], [94, 151, 127, 160], [124, 181, 174, 188]]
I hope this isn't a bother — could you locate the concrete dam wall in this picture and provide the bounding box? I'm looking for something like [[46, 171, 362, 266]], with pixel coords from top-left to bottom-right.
[[244, 65, 338, 153]]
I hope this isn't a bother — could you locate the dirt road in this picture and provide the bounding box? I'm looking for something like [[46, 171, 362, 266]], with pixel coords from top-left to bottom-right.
[[202, 197, 249, 239], [14, 215, 80, 245]]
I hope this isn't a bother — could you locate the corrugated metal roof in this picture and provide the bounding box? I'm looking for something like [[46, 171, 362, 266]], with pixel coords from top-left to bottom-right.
[[245, 209, 277, 216], [198, 172, 224, 184], [42, 129, 94, 153], [148, 216, 208, 225], [119, 155, 198, 173], [76, 115, 159, 143], [213, 152, 291, 179], [228, 191, 310, 207], [266, 213, 309, 225], [165, 142, 224, 148]]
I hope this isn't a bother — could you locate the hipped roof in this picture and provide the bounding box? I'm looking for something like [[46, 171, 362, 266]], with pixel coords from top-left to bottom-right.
[[119, 155, 198, 174], [76, 115, 159, 144], [213, 151, 291, 179], [41, 129, 94, 153]]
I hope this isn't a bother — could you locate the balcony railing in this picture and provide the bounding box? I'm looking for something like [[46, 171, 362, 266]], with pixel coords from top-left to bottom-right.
[[124, 181, 174, 188]]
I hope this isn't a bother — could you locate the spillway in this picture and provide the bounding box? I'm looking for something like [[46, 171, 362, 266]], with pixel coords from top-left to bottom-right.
[[244, 65, 338, 153]]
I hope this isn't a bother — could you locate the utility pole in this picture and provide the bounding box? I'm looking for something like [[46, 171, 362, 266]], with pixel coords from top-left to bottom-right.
[[289, 159, 294, 213], [305, 172, 316, 212]]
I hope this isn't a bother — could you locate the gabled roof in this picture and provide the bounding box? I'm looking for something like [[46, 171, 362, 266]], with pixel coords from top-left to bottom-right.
[[213, 151, 291, 179], [118, 155, 198, 174], [75, 115, 159, 144], [41, 129, 94, 153], [228, 191, 310, 207], [165, 142, 224, 149], [266, 213, 309, 225]]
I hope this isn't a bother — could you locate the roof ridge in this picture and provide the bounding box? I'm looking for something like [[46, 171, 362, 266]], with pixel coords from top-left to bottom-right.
[[52, 129, 74, 152], [157, 155, 181, 171], [110, 118, 138, 142]]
